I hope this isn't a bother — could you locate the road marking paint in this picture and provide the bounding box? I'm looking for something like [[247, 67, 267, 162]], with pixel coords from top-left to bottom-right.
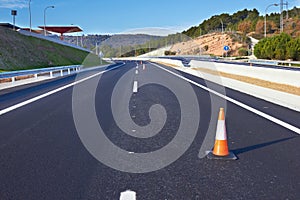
[[133, 81, 138, 93], [120, 190, 136, 200], [135, 70, 139, 75], [152, 62, 300, 135], [0, 64, 125, 116]]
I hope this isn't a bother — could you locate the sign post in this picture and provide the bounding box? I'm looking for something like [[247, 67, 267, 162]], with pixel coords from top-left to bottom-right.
[[99, 51, 104, 65], [223, 45, 230, 57]]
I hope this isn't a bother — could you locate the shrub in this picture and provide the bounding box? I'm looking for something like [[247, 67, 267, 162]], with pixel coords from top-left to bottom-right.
[[238, 48, 248, 56]]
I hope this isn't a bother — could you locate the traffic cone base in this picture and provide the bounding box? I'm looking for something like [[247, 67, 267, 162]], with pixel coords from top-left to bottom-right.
[[207, 151, 237, 160]]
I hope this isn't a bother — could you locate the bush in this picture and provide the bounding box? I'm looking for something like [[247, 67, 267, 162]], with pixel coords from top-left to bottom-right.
[[238, 48, 248, 56], [164, 51, 176, 56], [254, 33, 300, 60]]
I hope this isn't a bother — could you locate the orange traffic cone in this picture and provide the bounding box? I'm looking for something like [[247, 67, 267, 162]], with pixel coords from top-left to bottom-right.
[[207, 108, 237, 160]]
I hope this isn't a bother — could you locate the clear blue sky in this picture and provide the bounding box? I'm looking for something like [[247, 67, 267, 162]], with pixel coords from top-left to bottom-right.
[[0, 0, 299, 35]]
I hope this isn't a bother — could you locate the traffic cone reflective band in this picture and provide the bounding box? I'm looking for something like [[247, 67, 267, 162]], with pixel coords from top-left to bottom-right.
[[207, 108, 237, 160]]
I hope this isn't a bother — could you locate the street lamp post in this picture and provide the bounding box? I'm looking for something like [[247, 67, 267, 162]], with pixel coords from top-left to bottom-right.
[[29, 0, 32, 32], [11, 10, 17, 31], [264, 3, 279, 38], [220, 19, 224, 57], [199, 27, 202, 56], [44, 6, 55, 36]]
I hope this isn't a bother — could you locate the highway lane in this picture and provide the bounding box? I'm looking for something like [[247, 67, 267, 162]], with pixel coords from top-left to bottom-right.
[[0, 61, 299, 199], [163, 56, 300, 71], [0, 63, 122, 111]]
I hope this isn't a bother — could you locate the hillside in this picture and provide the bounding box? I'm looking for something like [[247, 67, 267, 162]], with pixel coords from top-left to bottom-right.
[[170, 32, 248, 57], [0, 27, 100, 71], [183, 7, 300, 39]]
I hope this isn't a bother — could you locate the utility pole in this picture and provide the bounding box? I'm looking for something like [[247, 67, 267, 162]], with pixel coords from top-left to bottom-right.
[[285, 1, 289, 20], [280, 0, 289, 33], [199, 28, 202, 56]]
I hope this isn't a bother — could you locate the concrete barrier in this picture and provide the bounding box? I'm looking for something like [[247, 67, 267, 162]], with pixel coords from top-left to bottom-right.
[[149, 58, 185, 68], [173, 60, 300, 112], [190, 60, 300, 87]]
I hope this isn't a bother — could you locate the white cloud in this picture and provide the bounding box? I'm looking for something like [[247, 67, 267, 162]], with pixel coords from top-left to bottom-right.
[[0, 0, 28, 9]]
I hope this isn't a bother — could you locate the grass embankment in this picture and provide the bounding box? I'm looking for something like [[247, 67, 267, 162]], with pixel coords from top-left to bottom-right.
[[0, 27, 106, 71]]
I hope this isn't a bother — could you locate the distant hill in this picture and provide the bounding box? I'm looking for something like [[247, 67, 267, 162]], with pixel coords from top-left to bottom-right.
[[50, 34, 111, 50], [100, 34, 162, 48], [51, 34, 163, 57], [0, 27, 101, 71]]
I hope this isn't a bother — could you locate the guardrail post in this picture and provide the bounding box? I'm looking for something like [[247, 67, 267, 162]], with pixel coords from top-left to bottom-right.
[[60, 70, 63, 76], [50, 71, 53, 78], [68, 68, 71, 75], [34, 74, 38, 78], [12, 77, 15, 83]]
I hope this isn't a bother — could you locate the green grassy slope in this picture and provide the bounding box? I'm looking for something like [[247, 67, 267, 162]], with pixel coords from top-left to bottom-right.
[[0, 27, 105, 71]]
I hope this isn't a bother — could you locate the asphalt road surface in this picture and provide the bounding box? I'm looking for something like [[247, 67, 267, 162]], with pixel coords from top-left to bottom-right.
[[0, 61, 299, 200]]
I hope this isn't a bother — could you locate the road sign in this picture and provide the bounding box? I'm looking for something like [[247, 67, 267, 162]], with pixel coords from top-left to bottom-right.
[[11, 10, 17, 16], [99, 51, 104, 58], [224, 46, 230, 51]]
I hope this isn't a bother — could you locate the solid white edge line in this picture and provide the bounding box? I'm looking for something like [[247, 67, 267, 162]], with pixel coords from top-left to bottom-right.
[[151, 62, 300, 135], [0, 64, 125, 116]]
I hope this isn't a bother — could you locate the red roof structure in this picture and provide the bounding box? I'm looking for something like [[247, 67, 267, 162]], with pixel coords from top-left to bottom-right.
[[38, 26, 83, 40]]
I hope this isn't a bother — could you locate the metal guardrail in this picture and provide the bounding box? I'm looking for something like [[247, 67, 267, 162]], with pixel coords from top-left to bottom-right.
[[0, 65, 81, 83], [249, 59, 300, 66]]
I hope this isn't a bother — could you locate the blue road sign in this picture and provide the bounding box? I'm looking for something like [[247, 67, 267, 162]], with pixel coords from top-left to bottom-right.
[[224, 46, 230, 51]]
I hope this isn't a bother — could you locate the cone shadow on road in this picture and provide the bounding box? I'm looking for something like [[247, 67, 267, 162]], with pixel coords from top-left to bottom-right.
[[232, 137, 296, 155]]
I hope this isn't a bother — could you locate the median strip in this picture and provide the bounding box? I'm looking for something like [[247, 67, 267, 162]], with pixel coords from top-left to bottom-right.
[[192, 67, 300, 96]]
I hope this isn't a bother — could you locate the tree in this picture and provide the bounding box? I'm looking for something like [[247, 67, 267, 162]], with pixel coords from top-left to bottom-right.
[[238, 20, 252, 34], [255, 20, 265, 34], [287, 37, 300, 60]]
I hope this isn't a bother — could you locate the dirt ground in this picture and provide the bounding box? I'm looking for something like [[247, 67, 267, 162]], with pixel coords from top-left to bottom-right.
[[170, 32, 244, 56]]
